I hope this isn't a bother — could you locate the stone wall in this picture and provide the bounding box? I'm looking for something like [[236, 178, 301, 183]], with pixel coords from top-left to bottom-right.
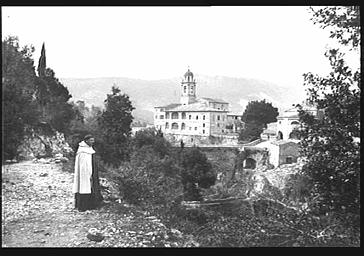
[[165, 133, 239, 147]]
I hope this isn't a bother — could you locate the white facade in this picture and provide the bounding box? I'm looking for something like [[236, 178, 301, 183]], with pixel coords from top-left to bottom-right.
[[154, 69, 243, 139]]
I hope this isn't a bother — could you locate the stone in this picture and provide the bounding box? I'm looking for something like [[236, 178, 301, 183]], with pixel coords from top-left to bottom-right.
[[54, 153, 63, 158], [87, 228, 104, 242], [60, 157, 69, 163], [170, 228, 183, 238]]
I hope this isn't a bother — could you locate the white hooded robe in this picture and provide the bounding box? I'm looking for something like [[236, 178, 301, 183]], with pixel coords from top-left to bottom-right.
[[73, 141, 95, 194]]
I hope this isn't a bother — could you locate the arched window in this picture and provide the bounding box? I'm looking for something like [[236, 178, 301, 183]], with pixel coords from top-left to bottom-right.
[[171, 112, 179, 119], [289, 129, 300, 139], [171, 123, 179, 129], [165, 122, 169, 129], [291, 121, 299, 125], [181, 123, 186, 130], [182, 112, 186, 119], [277, 131, 283, 140]]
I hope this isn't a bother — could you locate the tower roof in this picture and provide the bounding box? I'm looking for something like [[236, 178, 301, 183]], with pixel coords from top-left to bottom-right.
[[184, 69, 194, 78]]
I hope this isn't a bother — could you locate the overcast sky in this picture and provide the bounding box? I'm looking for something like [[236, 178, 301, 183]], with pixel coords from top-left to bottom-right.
[[2, 6, 360, 89]]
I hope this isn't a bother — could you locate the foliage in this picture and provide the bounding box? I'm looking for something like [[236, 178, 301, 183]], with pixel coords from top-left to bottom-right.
[[239, 100, 279, 142], [298, 6, 360, 215], [238, 121, 265, 142], [66, 101, 103, 152], [309, 6, 360, 48], [181, 148, 216, 200], [2, 37, 80, 159], [117, 130, 182, 207], [2, 36, 41, 159], [97, 86, 135, 166], [131, 128, 171, 158]]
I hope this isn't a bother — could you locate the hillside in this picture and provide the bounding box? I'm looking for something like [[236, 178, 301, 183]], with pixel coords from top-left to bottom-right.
[[60, 75, 306, 124]]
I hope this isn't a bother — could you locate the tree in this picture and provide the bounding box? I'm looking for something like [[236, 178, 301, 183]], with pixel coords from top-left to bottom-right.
[[2, 36, 41, 159], [181, 147, 216, 200], [239, 99, 279, 142], [298, 6, 360, 215], [35, 44, 76, 135], [98, 86, 135, 166]]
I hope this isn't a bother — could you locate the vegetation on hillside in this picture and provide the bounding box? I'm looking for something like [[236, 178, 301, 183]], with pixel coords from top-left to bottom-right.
[[298, 6, 360, 217]]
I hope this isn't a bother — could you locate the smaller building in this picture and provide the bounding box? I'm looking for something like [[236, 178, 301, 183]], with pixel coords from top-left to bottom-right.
[[266, 140, 300, 168]]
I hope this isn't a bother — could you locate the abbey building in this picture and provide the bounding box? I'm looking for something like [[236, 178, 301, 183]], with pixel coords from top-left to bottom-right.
[[154, 69, 243, 145]]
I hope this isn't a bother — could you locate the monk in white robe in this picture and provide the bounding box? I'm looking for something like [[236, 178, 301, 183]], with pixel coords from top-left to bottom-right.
[[73, 135, 103, 211]]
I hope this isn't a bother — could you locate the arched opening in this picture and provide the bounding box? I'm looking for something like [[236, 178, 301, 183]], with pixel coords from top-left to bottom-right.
[[277, 131, 283, 140], [171, 112, 179, 119], [286, 157, 293, 164], [181, 123, 186, 130], [182, 112, 186, 119], [165, 122, 169, 129], [171, 123, 179, 130], [289, 129, 300, 139], [245, 158, 256, 169], [291, 121, 299, 125]]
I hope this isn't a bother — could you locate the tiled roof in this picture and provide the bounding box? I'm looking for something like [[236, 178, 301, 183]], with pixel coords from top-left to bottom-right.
[[200, 97, 229, 104], [155, 103, 181, 109], [169, 102, 228, 112]]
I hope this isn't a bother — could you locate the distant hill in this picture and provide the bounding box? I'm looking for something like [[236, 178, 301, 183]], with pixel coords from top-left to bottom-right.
[[60, 75, 306, 124]]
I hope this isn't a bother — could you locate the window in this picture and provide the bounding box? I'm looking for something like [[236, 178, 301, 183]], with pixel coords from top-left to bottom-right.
[[155, 115, 158, 119], [203, 123, 205, 127], [203, 115, 205, 120], [189, 115, 192, 119], [182, 112, 186, 119], [189, 127, 192, 130], [203, 130, 205, 134], [165, 122, 169, 129], [172, 123, 179, 129], [184, 86, 186, 93], [166, 112, 170, 119], [195, 127, 197, 130], [196, 115, 198, 120], [217, 115, 220, 121], [172, 112, 179, 119], [222, 129, 224, 133], [181, 123, 186, 130], [222, 116, 225, 121], [217, 123, 220, 127], [235, 116, 238, 120], [159, 115, 164, 119]]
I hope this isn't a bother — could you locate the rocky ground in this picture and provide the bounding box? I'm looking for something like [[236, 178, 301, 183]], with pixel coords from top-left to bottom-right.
[[2, 161, 193, 247]]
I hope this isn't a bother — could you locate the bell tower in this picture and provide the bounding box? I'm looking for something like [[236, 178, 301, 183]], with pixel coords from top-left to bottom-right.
[[180, 68, 197, 105]]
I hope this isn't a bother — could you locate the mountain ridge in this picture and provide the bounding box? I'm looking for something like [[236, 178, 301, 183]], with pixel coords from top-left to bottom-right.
[[60, 75, 306, 124]]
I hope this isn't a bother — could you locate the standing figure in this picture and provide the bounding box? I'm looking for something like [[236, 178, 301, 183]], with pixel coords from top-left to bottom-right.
[[73, 135, 103, 212]]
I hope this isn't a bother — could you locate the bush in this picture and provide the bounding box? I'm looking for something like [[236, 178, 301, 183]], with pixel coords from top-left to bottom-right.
[[181, 148, 216, 200]]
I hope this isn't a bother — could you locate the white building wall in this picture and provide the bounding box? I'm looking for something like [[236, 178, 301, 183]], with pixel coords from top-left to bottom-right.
[[277, 118, 300, 140]]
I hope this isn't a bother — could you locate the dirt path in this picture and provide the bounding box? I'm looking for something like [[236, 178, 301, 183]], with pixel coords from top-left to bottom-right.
[[2, 161, 189, 247]]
